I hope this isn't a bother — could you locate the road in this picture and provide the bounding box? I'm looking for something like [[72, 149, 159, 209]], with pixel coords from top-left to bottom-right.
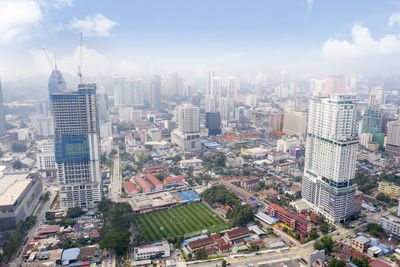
[[11, 188, 57, 267], [110, 151, 122, 203]]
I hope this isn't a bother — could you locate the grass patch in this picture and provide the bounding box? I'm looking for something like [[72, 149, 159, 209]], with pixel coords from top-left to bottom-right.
[[133, 202, 230, 242]]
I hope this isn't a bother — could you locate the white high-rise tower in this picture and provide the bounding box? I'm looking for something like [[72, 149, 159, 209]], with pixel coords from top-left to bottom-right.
[[302, 95, 358, 223], [171, 103, 200, 151]]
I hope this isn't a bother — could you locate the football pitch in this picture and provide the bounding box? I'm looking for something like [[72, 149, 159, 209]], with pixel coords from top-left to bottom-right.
[[132, 201, 230, 242]]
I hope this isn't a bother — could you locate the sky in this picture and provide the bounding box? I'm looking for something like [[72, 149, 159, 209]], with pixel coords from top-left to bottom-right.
[[2, 0, 400, 80]]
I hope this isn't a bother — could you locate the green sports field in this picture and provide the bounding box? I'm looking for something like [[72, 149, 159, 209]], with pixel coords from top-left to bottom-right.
[[132, 201, 230, 242]]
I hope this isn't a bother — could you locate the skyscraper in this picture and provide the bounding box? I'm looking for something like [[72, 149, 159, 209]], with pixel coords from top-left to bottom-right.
[[210, 76, 221, 105], [302, 95, 358, 223], [206, 112, 221, 136], [324, 75, 347, 95], [48, 69, 67, 97], [369, 86, 385, 106], [113, 77, 128, 107], [51, 84, 102, 210], [207, 71, 215, 95], [386, 121, 400, 155], [0, 79, 7, 136], [165, 72, 184, 96], [283, 108, 307, 136], [149, 75, 161, 107], [171, 103, 200, 151]]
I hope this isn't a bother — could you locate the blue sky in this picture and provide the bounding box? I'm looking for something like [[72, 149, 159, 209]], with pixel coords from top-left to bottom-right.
[[2, 0, 400, 79]]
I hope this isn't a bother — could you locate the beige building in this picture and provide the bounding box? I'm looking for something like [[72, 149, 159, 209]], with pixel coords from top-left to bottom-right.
[[283, 109, 307, 136], [378, 181, 400, 197]]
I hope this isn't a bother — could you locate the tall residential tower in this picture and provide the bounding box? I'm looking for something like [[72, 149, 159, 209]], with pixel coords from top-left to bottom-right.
[[51, 84, 102, 210], [302, 95, 358, 223]]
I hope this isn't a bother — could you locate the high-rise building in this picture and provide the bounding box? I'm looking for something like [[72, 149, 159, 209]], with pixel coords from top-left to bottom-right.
[[149, 75, 161, 107], [171, 103, 200, 151], [165, 72, 184, 96], [255, 73, 267, 98], [227, 76, 238, 101], [235, 107, 245, 124], [386, 121, 400, 155], [205, 112, 221, 136], [324, 75, 347, 95], [30, 115, 54, 137], [51, 84, 102, 210], [48, 69, 67, 97], [369, 86, 385, 106], [128, 79, 145, 106], [205, 95, 216, 112], [210, 77, 221, 105], [207, 71, 215, 95], [219, 97, 231, 121], [269, 112, 283, 131], [245, 94, 257, 107], [361, 107, 385, 148], [36, 139, 56, 176], [114, 77, 128, 107], [283, 109, 307, 136], [302, 95, 358, 223], [0, 79, 7, 136]]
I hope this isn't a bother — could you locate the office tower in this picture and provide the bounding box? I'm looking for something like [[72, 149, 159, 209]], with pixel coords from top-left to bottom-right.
[[0, 79, 7, 136], [171, 103, 200, 151], [165, 72, 184, 96], [205, 95, 216, 112], [386, 121, 400, 155], [51, 84, 102, 210], [206, 112, 221, 136], [210, 77, 221, 105], [114, 77, 128, 107], [369, 86, 385, 106], [269, 112, 283, 131], [324, 75, 347, 95], [219, 97, 232, 122], [149, 75, 161, 107], [227, 76, 238, 101], [283, 108, 307, 136], [235, 107, 245, 124], [48, 69, 67, 97], [129, 79, 145, 106], [30, 115, 54, 137], [97, 86, 112, 138], [36, 139, 56, 176], [207, 71, 215, 95], [302, 95, 358, 223]]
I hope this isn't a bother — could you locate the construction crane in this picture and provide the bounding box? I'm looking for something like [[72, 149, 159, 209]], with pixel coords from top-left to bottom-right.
[[77, 32, 83, 84], [43, 48, 56, 71]]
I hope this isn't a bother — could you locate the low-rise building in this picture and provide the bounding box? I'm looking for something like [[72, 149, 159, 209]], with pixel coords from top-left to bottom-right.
[[124, 180, 139, 196], [378, 181, 400, 197], [145, 173, 163, 191], [241, 178, 259, 191], [187, 236, 214, 253], [241, 147, 269, 159], [179, 158, 202, 169], [379, 214, 400, 238], [0, 171, 43, 234], [351, 236, 370, 253], [134, 241, 170, 260], [134, 175, 153, 193], [224, 227, 250, 242], [266, 203, 313, 235], [164, 176, 185, 188]]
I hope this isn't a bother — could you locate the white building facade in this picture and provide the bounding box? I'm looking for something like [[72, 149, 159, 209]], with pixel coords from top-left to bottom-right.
[[302, 95, 358, 223]]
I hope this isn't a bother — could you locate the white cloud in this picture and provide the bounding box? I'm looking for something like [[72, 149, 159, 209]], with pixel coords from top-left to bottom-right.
[[31, 46, 143, 77], [0, 0, 42, 43], [389, 12, 400, 27], [67, 13, 117, 37], [322, 24, 400, 61]]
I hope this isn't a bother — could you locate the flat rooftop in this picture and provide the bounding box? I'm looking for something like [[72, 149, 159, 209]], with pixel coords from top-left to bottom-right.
[[0, 173, 29, 195], [0, 180, 31, 206]]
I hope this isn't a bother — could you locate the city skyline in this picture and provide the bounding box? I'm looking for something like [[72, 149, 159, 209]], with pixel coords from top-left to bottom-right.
[[2, 0, 400, 80]]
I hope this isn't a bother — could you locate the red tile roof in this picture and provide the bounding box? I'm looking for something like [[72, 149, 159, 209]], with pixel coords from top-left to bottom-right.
[[268, 203, 312, 227], [369, 259, 392, 267], [225, 227, 250, 240], [145, 173, 163, 187], [187, 237, 214, 250], [124, 180, 139, 192], [164, 176, 184, 182]]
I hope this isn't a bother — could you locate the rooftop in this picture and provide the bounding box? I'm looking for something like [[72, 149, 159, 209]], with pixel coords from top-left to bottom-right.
[[187, 236, 214, 250], [354, 235, 370, 244], [0, 180, 31, 206], [225, 227, 250, 239]]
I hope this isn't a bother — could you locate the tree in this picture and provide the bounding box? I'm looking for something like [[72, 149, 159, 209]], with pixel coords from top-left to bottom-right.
[[12, 160, 23, 169], [248, 242, 259, 251], [99, 229, 131, 255], [45, 212, 55, 221], [376, 193, 386, 202], [194, 248, 207, 260], [98, 199, 113, 214], [319, 223, 330, 234], [226, 204, 254, 226], [329, 258, 346, 267], [309, 230, 320, 240], [12, 142, 27, 152], [313, 236, 335, 253], [352, 257, 369, 267], [222, 260, 227, 267], [67, 207, 84, 218]]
